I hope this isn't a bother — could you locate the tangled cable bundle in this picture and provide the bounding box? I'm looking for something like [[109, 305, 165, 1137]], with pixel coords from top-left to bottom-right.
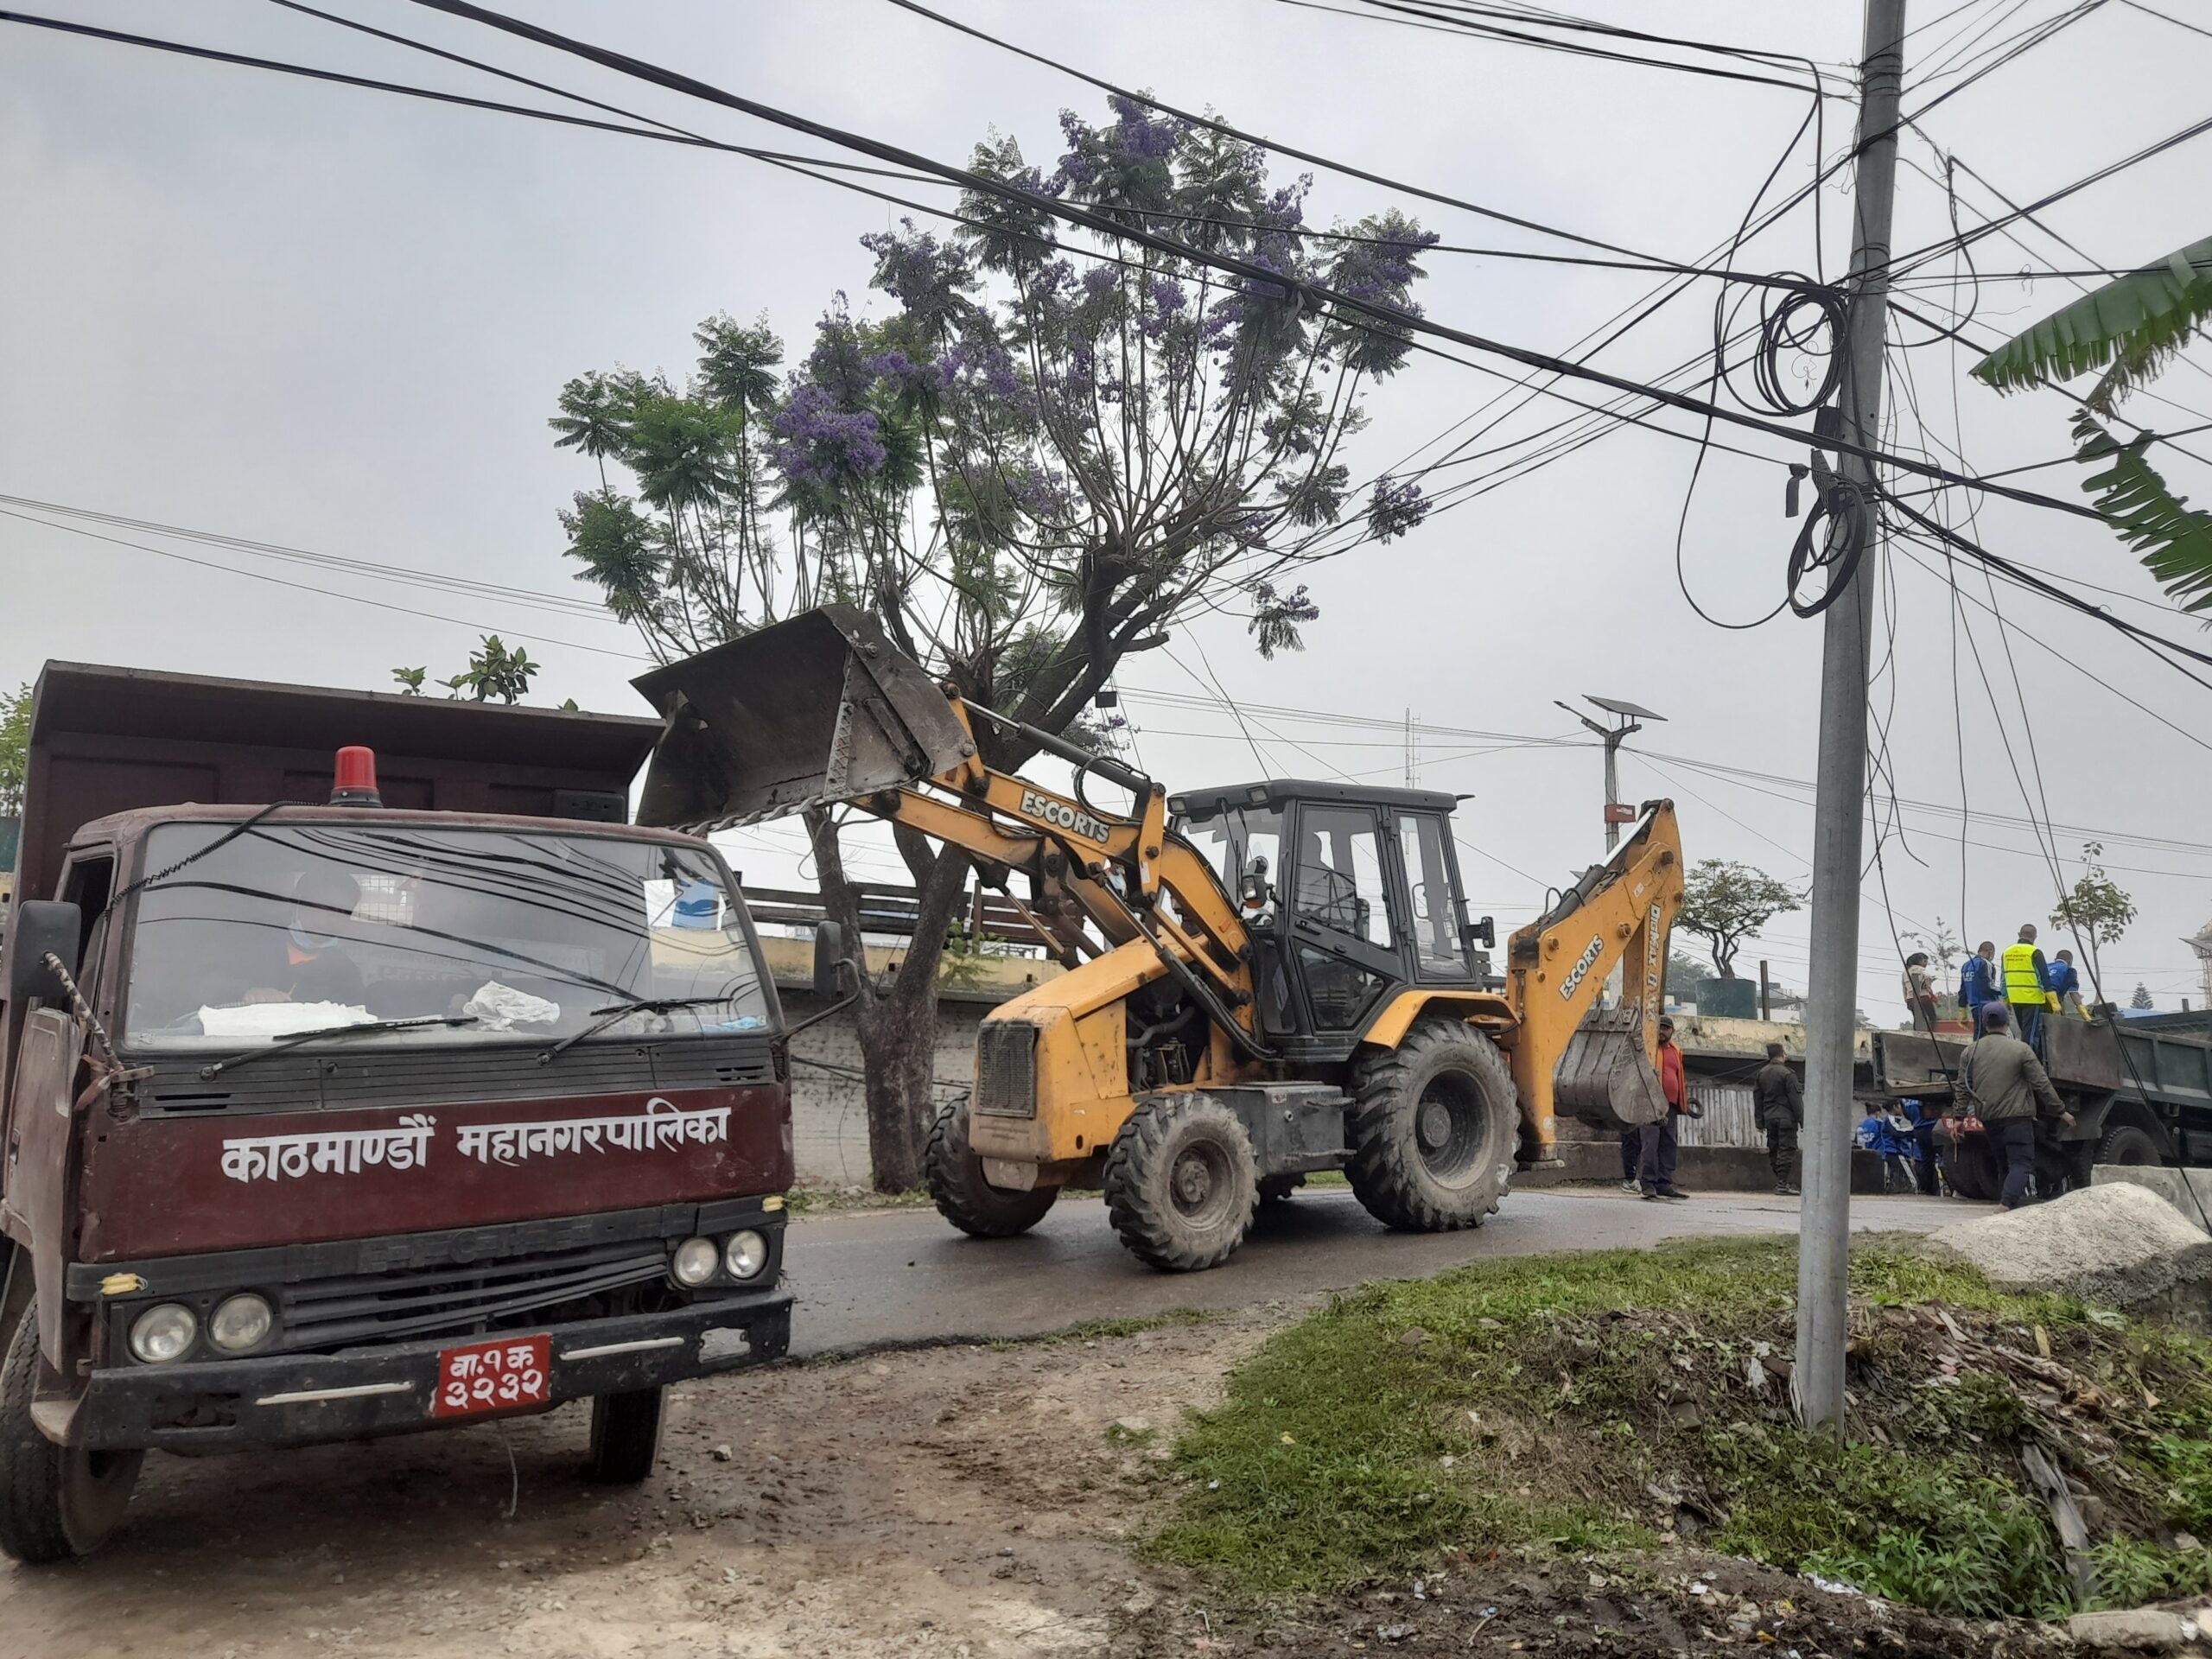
[[1719, 273, 1847, 416]]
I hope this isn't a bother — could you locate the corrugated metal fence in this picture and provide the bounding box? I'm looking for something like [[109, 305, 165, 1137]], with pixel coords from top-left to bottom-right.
[[1676, 1083, 1761, 1149]]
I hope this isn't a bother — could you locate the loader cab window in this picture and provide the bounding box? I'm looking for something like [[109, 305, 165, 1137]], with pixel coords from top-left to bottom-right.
[[1293, 806, 1392, 948], [1397, 813, 1468, 978], [1179, 806, 1282, 925]]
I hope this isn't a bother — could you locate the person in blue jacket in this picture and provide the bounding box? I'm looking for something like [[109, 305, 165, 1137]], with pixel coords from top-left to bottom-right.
[[1960, 940, 2000, 1026], [2047, 949, 2084, 1015], [1855, 1107, 1918, 1193]]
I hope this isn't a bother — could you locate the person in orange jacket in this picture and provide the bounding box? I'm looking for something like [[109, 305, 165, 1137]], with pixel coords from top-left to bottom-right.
[[1639, 1016, 1693, 1202]]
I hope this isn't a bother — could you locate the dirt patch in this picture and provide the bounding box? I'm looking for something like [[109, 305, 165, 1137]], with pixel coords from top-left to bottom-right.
[[0, 1313, 1271, 1659], [1144, 1552, 2074, 1656]]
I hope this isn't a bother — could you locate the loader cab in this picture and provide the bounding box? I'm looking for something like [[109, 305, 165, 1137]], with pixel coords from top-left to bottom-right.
[[1171, 781, 1487, 1064]]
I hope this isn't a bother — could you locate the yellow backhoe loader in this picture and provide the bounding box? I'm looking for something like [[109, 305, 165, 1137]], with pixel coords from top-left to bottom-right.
[[633, 607, 1686, 1272]]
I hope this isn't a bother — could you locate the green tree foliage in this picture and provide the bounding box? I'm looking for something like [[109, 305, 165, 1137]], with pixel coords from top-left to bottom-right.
[[2050, 840, 2137, 995], [1677, 859, 1803, 981], [391, 637, 541, 705], [0, 681, 30, 819], [1971, 237, 2212, 617], [547, 99, 1437, 1187], [2133, 982, 2155, 1011], [1665, 950, 1713, 998]]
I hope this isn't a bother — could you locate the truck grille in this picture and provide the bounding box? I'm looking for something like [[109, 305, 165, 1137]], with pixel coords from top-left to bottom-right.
[[278, 1237, 668, 1351], [974, 1021, 1039, 1118]]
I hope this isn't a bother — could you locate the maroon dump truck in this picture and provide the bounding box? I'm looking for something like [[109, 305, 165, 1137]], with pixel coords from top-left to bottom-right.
[[0, 664, 792, 1561]]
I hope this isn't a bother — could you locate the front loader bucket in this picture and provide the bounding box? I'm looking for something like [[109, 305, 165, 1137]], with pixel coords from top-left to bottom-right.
[[1554, 1005, 1669, 1131], [631, 606, 972, 828]]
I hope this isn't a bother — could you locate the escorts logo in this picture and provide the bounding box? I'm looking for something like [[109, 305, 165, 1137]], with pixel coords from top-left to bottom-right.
[[1020, 788, 1111, 843], [1559, 933, 1605, 1001]]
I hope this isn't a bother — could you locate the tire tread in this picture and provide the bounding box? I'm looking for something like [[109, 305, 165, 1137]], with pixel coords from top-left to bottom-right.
[[1347, 1019, 1516, 1233], [1102, 1096, 1259, 1272]]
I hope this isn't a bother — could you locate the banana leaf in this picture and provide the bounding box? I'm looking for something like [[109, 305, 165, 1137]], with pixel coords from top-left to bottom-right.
[[1972, 237, 2212, 405], [2073, 412, 2212, 618]]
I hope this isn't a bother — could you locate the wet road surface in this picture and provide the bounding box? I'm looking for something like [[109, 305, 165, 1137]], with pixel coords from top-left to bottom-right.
[[784, 1185, 1973, 1357]]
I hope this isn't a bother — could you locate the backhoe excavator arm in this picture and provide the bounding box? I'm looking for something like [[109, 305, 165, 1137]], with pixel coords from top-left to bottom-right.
[[1503, 801, 1684, 1160], [861, 698, 1268, 1055], [626, 606, 1265, 1053]]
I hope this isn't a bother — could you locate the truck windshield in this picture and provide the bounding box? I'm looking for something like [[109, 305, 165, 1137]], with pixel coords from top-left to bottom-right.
[[120, 822, 771, 1052]]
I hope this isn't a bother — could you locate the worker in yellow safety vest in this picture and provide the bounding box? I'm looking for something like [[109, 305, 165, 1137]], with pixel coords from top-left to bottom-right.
[[2002, 923, 2057, 1052]]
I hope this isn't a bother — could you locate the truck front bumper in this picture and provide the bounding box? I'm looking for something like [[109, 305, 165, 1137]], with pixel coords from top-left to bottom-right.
[[64, 1288, 792, 1452]]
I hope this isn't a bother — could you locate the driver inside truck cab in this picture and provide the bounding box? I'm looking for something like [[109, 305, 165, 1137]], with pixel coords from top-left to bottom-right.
[[242, 868, 366, 1006]]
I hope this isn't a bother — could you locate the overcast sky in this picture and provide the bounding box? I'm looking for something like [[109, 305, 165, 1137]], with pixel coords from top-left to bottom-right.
[[4, 0, 2210, 1016]]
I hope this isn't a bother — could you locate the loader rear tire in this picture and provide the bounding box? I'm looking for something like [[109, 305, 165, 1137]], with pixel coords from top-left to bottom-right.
[[925, 1101, 1058, 1238], [1348, 1019, 1516, 1233], [1103, 1096, 1260, 1272]]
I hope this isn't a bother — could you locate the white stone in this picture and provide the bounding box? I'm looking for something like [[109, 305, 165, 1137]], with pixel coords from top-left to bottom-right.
[[1929, 1182, 2212, 1313]]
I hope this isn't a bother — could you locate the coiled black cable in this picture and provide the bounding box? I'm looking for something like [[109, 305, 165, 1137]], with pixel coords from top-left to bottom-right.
[[1720, 274, 1847, 416]]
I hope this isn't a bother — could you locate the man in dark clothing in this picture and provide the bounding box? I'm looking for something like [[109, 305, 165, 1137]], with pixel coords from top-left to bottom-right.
[[1755, 1040, 1802, 1195], [244, 868, 366, 1007], [1640, 1017, 1691, 1201], [1960, 1002, 2071, 1208]]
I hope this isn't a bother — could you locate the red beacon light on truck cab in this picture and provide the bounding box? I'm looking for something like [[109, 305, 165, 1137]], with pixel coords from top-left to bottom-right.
[[329, 745, 383, 807]]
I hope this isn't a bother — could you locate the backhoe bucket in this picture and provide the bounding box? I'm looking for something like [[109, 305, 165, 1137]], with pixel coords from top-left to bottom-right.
[[1554, 1005, 1669, 1131], [630, 606, 972, 828]]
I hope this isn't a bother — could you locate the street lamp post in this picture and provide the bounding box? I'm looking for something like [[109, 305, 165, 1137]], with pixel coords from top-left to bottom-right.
[[1557, 696, 1667, 853]]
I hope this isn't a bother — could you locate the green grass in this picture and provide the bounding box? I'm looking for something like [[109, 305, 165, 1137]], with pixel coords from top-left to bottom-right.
[[1145, 1236, 2212, 1620], [988, 1307, 1217, 1350]]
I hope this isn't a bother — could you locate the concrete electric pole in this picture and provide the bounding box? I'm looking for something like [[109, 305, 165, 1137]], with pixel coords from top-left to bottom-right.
[[1557, 696, 1666, 853], [1796, 0, 1908, 1436]]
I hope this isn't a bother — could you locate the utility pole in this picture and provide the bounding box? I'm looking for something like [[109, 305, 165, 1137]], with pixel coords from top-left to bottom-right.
[[1796, 0, 1908, 1436], [1404, 709, 1420, 788], [1557, 696, 1667, 853]]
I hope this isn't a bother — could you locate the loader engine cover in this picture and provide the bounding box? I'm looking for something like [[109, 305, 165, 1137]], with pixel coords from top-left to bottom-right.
[[631, 605, 973, 827], [1554, 1004, 1669, 1130]]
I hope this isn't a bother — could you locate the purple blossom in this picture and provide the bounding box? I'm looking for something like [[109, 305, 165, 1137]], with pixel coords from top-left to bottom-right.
[[1366, 474, 1431, 543], [864, 348, 946, 400], [1082, 264, 1118, 300], [768, 383, 887, 486], [859, 222, 976, 333], [1104, 94, 1181, 162]]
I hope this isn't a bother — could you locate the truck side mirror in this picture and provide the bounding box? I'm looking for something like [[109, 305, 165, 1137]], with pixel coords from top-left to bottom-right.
[[8, 900, 83, 1007], [812, 920, 857, 1000]]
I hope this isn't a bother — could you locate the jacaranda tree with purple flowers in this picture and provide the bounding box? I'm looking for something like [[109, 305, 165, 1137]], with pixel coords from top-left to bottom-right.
[[550, 98, 1435, 1189]]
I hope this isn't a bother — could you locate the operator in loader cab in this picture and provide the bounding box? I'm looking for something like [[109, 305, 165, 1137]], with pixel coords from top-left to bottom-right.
[[243, 868, 367, 1007]]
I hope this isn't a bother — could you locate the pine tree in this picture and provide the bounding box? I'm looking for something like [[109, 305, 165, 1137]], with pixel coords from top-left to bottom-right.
[[2132, 982, 2155, 1010]]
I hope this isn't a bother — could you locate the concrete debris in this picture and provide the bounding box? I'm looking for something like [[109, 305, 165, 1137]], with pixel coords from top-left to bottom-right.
[[2066, 1605, 2206, 1650], [1929, 1182, 2212, 1317]]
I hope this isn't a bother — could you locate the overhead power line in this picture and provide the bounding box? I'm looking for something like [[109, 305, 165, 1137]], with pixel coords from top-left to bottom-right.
[[378, 0, 2119, 523], [877, 0, 1696, 263], [1281, 0, 1853, 96]]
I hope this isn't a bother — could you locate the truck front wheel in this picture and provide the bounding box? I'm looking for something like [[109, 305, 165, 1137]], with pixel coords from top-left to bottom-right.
[[585, 1386, 665, 1484], [925, 1101, 1058, 1238], [1349, 1020, 1517, 1232], [0, 1300, 142, 1563]]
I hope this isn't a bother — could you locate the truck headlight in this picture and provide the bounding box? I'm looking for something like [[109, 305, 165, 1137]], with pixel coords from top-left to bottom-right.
[[671, 1236, 720, 1287], [723, 1230, 769, 1281], [129, 1304, 198, 1364], [208, 1293, 274, 1353]]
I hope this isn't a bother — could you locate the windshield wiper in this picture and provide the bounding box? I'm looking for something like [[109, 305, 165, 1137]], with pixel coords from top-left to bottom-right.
[[198, 1014, 480, 1081], [537, 996, 733, 1065]]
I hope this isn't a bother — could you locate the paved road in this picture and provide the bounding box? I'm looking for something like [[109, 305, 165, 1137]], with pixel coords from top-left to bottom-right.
[[784, 1185, 1973, 1357]]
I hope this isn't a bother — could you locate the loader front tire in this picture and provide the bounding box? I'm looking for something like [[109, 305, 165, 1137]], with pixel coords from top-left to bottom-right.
[[1348, 1019, 1516, 1233], [1103, 1095, 1260, 1273], [925, 1100, 1058, 1238]]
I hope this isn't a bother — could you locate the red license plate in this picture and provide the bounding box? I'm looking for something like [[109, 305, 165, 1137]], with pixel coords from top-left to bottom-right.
[[431, 1333, 551, 1419]]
